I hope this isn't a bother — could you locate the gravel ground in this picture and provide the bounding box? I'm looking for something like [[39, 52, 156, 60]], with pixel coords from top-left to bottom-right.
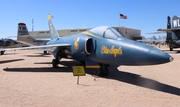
[[0, 47, 180, 107]]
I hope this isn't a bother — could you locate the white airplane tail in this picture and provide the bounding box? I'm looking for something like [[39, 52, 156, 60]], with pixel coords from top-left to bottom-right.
[[47, 14, 60, 40], [153, 36, 157, 40], [159, 36, 163, 40]]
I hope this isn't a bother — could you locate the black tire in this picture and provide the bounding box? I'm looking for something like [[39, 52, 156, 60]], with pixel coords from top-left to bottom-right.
[[52, 59, 58, 68], [1, 51, 5, 55], [170, 46, 173, 51], [97, 67, 109, 76], [44, 51, 47, 54], [103, 67, 109, 76]]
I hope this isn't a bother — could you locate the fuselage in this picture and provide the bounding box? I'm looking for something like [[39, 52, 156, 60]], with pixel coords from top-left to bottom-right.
[[47, 29, 173, 66]]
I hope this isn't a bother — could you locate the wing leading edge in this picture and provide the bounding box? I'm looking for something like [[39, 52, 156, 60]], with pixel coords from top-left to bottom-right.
[[0, 44, 71, 51]]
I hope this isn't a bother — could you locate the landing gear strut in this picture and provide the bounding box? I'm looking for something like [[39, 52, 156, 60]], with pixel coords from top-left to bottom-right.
[[170, 45, 173, 51], [97, 63, 109, 76], [52, 51, 61, 68], [52, 59, 59, 68]]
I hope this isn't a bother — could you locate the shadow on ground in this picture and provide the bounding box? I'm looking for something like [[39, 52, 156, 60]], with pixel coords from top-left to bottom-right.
[[1, 52, 18, 56], [162, 49, 180, 54], [3, 61, 180, 96], [24, 53, 51, 57], [0, 59, 24, 64]]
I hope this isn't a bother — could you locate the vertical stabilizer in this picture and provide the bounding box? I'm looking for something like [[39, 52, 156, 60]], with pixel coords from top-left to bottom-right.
[[153, 36, 157, 40], [47, 14, 59, 40], [172, 16, 180, 40], [172, 15, 180, 28], [166, 16, 172, 41], [17, 23, 37, 46], [17, 23, 29, 36], [167, 16, 171, 29], [159, 36, 163, 40]]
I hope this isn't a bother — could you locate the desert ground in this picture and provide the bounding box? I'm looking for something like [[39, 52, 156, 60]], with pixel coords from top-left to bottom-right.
[[0, 46, 180, 107]]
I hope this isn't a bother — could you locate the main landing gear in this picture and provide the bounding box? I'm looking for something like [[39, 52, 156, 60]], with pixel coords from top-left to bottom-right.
[[44, 51, 47, 54], [1, 51, 5, 55], [52, 51, 62, 68], [52, 59, 59, 68], [170, 45, 173, 51], [97, 63, 109, 76]]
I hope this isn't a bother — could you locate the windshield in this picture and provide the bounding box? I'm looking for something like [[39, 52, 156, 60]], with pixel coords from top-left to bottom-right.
[[88, 26, 122, 40], [104, 28, 122, 40]]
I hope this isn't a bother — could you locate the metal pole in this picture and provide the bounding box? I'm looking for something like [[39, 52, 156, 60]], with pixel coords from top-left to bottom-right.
[[119, 17, 120, 28], [32, 19, 34, 31], [77, 76, 79, 84]]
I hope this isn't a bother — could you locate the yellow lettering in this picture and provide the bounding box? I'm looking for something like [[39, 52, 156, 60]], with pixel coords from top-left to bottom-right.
[[101, 45, 122, 57]]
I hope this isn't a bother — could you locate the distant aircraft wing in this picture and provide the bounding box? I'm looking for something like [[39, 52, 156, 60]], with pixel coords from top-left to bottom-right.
[[5, 36, 18, 41], [145, 28, 180, 34], [157, 28, 180, 32], [0, 44, 71, 51], [146, 31, 166, 34], [137, 40, 153, 42], [34, 38, 50, 41]]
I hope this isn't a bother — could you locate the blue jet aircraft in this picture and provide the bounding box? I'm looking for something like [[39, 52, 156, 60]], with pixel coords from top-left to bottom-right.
[[0, 14, 174, 76]]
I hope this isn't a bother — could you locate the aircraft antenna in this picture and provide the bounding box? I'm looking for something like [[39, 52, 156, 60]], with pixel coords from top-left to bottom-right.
[[32, 18, 34, 31]]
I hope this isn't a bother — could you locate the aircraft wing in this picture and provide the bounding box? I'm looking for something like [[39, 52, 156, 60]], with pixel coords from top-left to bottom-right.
[[0, 44, 71, 51], [34, 38, 51, 41], [157, 28, 180, 32], [137, 40, 154, 42], [145, 28, 180, 34], [146, 31, 166, 34]]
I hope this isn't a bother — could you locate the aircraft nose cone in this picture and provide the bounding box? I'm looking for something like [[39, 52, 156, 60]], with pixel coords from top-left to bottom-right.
[[147, 48, 173, 64], [169, 56, 174, 62], [127, 44, 174, 65]]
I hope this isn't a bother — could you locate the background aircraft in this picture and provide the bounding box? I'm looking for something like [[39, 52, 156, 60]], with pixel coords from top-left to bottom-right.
[[1, 23, 49, 54], [0, 38, 22, 55], [158, 15, 180, 51], [17, 23, 50, 53], [137, 36, 165, 46], [137, 37, 154, 45], [0, 14, 173, 76], [153, 36, 166, 47]]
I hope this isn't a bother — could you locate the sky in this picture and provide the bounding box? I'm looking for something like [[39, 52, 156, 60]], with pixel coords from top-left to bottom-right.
[[0, 0, 180, 38]]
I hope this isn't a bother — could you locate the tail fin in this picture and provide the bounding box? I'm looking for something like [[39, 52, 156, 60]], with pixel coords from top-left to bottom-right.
[[17, 23, 37, 46], [172, 15, 180, 28], [167, 16, 171, 29], [47, 14, 59, 40], [17, 23, 29, 36], [166, 16, 172, 41], [171, 16, 180, 40], [159, 36, 163, 40], [153, 36, 157, 40]]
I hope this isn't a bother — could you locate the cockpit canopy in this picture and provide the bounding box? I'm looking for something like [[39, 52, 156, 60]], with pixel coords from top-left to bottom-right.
[[89, 26, 122, 40]]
